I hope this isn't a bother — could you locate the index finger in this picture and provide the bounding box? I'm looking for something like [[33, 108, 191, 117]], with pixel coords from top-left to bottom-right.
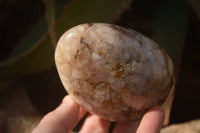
[[32, 96, 83, 133], [137, 106, 165, 133]]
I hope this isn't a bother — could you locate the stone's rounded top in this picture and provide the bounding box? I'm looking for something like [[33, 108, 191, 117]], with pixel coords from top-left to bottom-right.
[[55, 23, 175, 121]]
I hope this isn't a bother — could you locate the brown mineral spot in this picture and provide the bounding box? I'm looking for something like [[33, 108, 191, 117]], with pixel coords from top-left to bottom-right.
[[88, 23, 93, 27], [80, 37, 85, 44], [72, 90, 80, 97], [103, 100, 115, 111], [155, 89, 164, 97], [98, 50, 104, 56], [74, 49, 82, 60], [75, 39, 91, 60], [114, 64, 125, 78], [138, 39, 143, 46], [110, 24, 131, 38], [109, 25, 122, 39], [80, 37, 91, 51], [121, 84, 130, 93]]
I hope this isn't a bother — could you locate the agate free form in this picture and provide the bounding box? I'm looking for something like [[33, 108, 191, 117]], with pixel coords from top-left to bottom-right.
[[55, 23, 175, 121]]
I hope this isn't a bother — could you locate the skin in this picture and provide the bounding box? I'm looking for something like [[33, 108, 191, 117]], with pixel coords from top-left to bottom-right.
[[32, 96, 165, 133]]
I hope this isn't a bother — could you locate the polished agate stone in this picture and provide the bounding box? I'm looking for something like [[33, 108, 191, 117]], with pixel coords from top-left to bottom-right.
[[55, 23, 175, 121]]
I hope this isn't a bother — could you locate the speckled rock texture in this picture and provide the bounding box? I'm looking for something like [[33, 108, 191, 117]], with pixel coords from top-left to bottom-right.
[[55, 23, 175, 121]]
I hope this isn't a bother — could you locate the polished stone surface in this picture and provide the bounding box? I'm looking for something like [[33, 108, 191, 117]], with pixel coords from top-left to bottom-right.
[[55, 23, 175, 121]]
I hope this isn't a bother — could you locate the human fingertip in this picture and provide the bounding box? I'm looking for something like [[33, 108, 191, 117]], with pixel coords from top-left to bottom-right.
[[32, 95, 80, 133], [147, 106, 165, 121], [80, 114, 110, 133], [61, 95, 76, 105], [136, 106, 165, 133]]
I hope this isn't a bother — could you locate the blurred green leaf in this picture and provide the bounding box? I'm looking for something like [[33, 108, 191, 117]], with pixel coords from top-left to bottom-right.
[[151, 0, 188, 62], [45, 0, 56, 26], [45, 0, 57, 47], [188, 0, 200, 19], [0, 18, 54, 86], [0, 18, 48, 67], [55, 0, 133, 39], [44, 0, 71, 47], [54, 0, 71, 19], [0, 34, 55, 86], [0, 0, 133, 87]]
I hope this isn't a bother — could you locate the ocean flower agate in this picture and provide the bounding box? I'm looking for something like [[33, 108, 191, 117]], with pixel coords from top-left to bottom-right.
[[55, 23, 175, 121]]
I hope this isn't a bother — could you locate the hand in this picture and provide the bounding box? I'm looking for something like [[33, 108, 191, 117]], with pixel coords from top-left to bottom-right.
[[32, 96, 165, 133]]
